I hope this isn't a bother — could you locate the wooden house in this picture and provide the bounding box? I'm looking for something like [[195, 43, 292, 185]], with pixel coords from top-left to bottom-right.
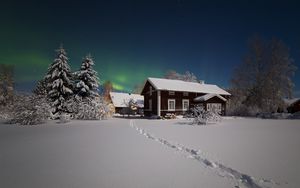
[[109, 92, 144, 115], [141, 78, 231, 116]]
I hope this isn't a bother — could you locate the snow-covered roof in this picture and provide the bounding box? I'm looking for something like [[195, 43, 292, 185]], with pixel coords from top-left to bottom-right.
[[284, 98, 300, 106], [147, 77, 231, 95], [194, 93, 227, 102], [109, 92, 144, 108]]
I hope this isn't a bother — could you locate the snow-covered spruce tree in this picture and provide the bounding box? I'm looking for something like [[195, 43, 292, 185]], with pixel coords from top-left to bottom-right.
[[45, 46, 73, 118], [73, 54, 106, 120], [74, 54, 99, 100]]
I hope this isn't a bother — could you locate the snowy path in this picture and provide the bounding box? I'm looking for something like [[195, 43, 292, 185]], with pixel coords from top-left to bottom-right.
[[130, 120, 280, 188]]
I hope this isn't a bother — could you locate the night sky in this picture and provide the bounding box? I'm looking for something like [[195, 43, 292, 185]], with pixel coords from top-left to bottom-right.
[[1, 0, 300, 95]]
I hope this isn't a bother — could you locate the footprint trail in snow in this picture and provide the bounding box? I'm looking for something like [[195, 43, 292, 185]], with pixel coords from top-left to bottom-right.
[[130, 120, 282, 188]]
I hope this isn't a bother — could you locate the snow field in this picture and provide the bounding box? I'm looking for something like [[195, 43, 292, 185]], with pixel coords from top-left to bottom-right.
[[134, 118, 300, 188], [1, 118, 300, 188]]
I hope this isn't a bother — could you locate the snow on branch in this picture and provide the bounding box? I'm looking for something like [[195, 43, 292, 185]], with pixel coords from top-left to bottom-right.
[[188, 105, 222, 125]]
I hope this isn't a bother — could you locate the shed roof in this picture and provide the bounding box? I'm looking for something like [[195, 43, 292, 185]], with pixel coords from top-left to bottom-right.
[[109, 92, 144, 108]]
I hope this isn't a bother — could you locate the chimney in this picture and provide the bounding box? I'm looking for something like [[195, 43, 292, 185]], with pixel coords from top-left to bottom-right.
[[199, 80, 205, 84]]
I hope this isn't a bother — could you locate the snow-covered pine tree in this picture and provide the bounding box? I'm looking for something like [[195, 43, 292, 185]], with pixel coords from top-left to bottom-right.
[[72, 54, 104, 120], [45, 45, 73, 117], [74, 54, 99, 100]]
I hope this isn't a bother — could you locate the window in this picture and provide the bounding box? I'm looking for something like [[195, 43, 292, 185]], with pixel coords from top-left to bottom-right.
[[207, 103, 222, 114], [207, 103, 211, 111], [182, 99, 189, 111], [149, 86, 152, 96], [183, 92, 188, 96], [168, 99, 176, 111], [149, 99, 152, 111], [169, 91, 175, 95]]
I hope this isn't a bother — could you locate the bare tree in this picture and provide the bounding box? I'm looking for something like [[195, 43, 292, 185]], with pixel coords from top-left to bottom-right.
[[103, 80, 113, 102], [164, 70, 199, 83], [132, 80, 146, 94], [229, 36, 297, 115], [182, 71, 198, 82], [164, 70, 182, 80], [122, 98, 138, 117]]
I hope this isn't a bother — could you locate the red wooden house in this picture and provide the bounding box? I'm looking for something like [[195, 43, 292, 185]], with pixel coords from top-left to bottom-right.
[[141, 78, 231, 117]]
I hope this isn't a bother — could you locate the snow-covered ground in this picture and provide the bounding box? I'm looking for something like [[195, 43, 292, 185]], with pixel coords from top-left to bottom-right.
[[0, 118, 299, 188]]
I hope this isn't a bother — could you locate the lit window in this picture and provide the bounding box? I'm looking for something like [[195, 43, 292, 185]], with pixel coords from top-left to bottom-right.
[[169, 91, 175, 95], [168, 99, 176, 111], [182, 99, 189, 111]]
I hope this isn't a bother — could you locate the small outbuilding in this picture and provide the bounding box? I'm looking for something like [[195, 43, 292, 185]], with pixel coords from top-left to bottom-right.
[[109, 92, 144, 115], [193, 93, 227, 114]]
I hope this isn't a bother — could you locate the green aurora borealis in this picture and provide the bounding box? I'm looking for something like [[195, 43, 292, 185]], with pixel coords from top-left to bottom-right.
[[0, 2, 171, 92], [1, 0, 300, 94], [0, 1, 168, 92], [1, 49, 167, 92], [0, 20, 165, 92]]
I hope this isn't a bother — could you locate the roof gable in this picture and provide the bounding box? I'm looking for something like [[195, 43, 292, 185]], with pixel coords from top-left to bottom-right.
[[147, 77, 231, 95], [194, 93, 227, 102], [141, 80, 153, 95]]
